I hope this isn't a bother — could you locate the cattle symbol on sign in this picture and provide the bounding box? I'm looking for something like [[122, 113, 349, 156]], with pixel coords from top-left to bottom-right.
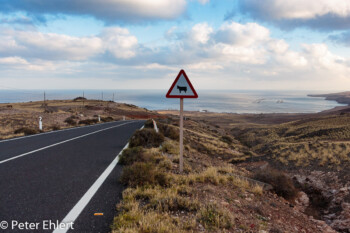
[[166, 70, 198, 98], [177, 86, 187, 93]]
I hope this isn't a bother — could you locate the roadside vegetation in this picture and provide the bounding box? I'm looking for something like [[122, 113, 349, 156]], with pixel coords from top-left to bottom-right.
[[112, 119, 324, 233]]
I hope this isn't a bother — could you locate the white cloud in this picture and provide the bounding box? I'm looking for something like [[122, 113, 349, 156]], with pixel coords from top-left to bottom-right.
[[235, 0, 350, 30], [190, 23, 213, 44], [0, 29, 103, 60], [250, 0, 350, 20], [0, 56, 28, 65], [101, 27, 138, 59], [302, 43, 347, 71], [216, 22, 269, 46], [0, 27, 138, 61], [2, 21, 350, 90], [267, 39, 289, 54]]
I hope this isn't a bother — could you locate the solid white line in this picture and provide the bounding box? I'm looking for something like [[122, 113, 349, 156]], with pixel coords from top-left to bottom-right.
[[0, 121, 135, 165], [53, 124, 144, 233], [0, 120, 125, 143]]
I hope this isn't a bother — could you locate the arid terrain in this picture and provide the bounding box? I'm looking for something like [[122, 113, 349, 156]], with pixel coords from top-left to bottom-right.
[[1, 97, 350, 232], [154, 105, 350, 232], [0, 98, 162, 140]]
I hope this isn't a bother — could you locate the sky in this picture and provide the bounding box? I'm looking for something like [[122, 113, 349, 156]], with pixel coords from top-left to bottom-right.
[[1, 0, 350, 91]]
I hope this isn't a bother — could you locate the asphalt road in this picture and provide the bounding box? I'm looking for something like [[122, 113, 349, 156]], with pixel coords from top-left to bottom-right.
[[0, 120, 145, 233]]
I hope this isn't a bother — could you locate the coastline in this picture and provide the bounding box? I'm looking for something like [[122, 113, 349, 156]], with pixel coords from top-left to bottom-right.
[[308, 91, 350, 106]]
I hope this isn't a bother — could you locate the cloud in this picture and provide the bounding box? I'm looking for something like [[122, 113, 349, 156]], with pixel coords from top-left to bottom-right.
[[1, 21, 350, 90], [215, 22, 269, 46], [190, 23, 213, 44], [0, 26, 138, 61], [230, 0, 350, 30], [101, 27, 138, 59], [0, 0, 187, 24]]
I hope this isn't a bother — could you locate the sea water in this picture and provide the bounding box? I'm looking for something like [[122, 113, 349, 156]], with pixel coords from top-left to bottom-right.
[[0, 89, 346, 114]]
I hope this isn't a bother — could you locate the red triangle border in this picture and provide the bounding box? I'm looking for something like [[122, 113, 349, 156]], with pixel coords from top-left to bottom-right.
[[166, 70, 198, 98]]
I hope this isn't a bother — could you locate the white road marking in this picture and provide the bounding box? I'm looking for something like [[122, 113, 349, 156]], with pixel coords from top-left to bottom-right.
[[53, 124, 144, 233], [0, 121, 136, 165], [0, 120, 121, 143]]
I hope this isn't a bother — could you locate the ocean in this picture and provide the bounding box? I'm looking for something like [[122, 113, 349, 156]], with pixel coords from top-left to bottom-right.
[[0, 89, 346, 114]]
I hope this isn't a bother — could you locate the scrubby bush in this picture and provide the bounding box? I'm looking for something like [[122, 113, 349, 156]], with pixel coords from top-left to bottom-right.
[[118, 147, 144, 165], [253, 169, 298, 200], [198, 203, 232, 229], [78, 119, 98, 125], [14, 127, 38, 135], [129, 129, 164, 148], [144, 119, 154, 128], [158, 159, 172, 170], [73, 96, 87, 101], [153, 196, 200, 212], [101, 116, 114, 122], [64, 116, 77, 125], [51, 125, 61, 131], [120, 162, 170, 187], [158, 123, 179, 140], [161, 140, 179, 154]]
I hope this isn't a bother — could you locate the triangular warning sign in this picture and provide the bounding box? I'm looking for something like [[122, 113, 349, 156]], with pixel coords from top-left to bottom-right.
[[166, 70, 198, 98]]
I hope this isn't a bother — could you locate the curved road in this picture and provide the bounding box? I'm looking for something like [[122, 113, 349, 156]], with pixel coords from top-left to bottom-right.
[[0, 120, 145, 233]]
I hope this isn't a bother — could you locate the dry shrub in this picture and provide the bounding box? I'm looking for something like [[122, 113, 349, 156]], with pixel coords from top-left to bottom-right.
[[118, 147, 145, 165], [101, 116, 114, 122], [64, 116, 77, 125], [120, 162, 170, 187], [129, 129, 164, 148], [78, 119, 98, 125], [14, 127, 38, 135], [51, 125, 61, 131], [158, 123, 179, 140], [161, 140, 179, 154], [144, 119, 154, 128], [253, 169, 298, 200], [198, 203, 232, 229]]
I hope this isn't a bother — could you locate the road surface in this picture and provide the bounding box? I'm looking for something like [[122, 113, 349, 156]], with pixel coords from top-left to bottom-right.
[[0, 120, 145, 232]]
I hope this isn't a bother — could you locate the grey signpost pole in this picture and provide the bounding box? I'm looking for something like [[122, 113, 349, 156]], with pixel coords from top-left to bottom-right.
[[180, 98, 184, 173]]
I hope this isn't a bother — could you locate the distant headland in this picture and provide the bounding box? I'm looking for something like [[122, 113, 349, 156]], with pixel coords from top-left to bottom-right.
[[308, 91, 350, 105]]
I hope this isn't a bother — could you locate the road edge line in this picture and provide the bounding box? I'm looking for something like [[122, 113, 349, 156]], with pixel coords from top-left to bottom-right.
[[52, 124, 144, 233]]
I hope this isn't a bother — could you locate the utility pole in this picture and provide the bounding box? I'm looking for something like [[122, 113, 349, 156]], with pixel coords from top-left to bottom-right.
[[82, 91, 85, 109], [112, 93, 115, 102], [101, 92, 103, 102], [44, 91, 46, 106]]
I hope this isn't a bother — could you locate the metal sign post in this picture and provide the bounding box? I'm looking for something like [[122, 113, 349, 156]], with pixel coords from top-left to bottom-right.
[[166, 70, 198, 173], [39, 116, 43, 131], [179, 98, 184, 172]]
